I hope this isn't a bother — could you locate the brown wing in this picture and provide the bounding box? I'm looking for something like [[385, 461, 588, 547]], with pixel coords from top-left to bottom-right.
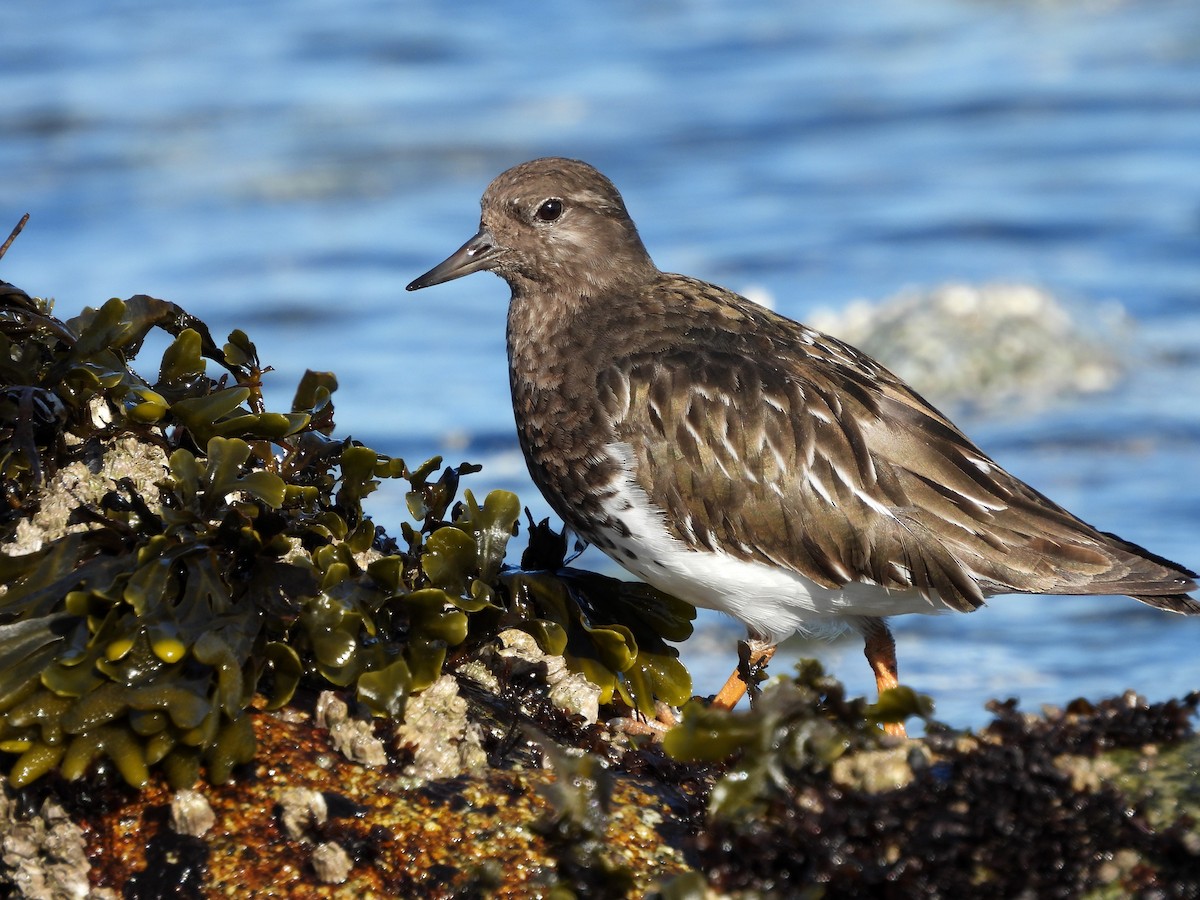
[[597, 279, 1198, 614]]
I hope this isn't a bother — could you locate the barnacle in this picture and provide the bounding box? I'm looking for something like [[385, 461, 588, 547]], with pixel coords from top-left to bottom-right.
[[0, 280, 694, 789]]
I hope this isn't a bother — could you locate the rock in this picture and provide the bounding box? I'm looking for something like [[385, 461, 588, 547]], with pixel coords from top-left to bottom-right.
[[830, 745, 929, 793], [316, 691, 389, 767], [277, 787, 327, 841], [394, 675, 487, 783], [170, 789, 216, 837], [7, 436, 168, 557], [470, 629, 602, 725], [0, 791, 102, 900], [807, 282, 1126, 414], [311, 841, 353, 884], [4, 685, 1195, 897]]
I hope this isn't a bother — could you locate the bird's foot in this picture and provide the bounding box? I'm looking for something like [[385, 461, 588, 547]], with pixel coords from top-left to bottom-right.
[[861, 619, 910, 738], [711, 639, 778, 710]]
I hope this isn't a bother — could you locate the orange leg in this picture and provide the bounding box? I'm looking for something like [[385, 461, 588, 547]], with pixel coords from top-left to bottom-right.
[[863, 621, 907, 738], [712, 639, 777, 710]]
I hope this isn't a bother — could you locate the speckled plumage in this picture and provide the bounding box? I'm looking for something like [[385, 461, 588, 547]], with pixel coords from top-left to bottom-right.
[[408, 157, 1199, 722]]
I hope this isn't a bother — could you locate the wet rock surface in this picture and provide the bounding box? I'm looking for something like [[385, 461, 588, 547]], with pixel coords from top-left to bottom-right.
[[691, 690, 1200, 898], [0, 671, 1195, 897]]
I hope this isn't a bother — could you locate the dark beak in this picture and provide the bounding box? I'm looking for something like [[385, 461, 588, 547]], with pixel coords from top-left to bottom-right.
[[406, 228, 504, 291]]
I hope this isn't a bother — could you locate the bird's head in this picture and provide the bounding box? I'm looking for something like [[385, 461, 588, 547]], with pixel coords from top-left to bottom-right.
[[406, 157, 656, 298]]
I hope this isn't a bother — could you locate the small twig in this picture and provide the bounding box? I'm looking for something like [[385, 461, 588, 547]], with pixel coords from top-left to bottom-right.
[[0, 213, 30, 262]]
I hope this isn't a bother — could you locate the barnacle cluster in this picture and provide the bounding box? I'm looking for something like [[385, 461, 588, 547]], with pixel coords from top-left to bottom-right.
[[0, 281, 693, 789]]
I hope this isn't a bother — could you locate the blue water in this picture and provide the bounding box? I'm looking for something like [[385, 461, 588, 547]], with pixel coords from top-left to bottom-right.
[[4, 0, 1198, 728]]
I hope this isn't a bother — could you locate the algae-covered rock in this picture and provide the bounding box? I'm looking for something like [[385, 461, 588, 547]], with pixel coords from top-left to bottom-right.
[[2, 279, 1197, 897], [0, 281, 692, 794], [4, 668, 1188, 898], [6, 436, 168, 557], [669, 673, 1200, 898], [807, 281, 1126, 414]]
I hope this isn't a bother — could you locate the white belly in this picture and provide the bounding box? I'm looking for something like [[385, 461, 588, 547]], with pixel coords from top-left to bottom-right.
[[595, 443, 956, 645]]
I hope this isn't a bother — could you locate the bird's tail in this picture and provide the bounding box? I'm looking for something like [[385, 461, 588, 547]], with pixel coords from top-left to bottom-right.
[[1092, 529, 1198, 614], [1130, 590, 1200, 615]]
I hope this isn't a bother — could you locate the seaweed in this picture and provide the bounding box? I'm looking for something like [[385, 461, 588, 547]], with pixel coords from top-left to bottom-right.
[[665, 660, 1200, 896], [665, 658, 931, 817], [0, 282, 693, 788]]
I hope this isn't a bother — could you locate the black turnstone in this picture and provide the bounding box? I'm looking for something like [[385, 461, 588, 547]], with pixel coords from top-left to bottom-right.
[[407, 157, 1199, 735]]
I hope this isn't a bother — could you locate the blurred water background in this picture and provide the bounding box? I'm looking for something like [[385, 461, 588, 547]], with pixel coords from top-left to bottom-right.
[[3, 0, 1198, 728]]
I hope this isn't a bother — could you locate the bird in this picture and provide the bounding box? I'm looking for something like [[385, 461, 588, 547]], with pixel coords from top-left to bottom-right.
[[406, 157, 1199, 736]]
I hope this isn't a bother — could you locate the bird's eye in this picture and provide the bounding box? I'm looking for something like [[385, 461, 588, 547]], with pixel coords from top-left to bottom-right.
[[534, 198, 564, 223]]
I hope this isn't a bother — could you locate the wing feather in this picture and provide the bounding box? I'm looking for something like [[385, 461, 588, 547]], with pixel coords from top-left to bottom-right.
[[597, 277, 1195, 612]]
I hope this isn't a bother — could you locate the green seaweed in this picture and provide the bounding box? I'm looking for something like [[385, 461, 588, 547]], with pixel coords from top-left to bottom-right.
[[0, 281, 694, 788], [665, 659, 931, 817], [502, 517, 694, 716]]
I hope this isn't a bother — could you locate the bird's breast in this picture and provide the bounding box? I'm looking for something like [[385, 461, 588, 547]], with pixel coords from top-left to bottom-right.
[[506, 309, 625, 539]]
